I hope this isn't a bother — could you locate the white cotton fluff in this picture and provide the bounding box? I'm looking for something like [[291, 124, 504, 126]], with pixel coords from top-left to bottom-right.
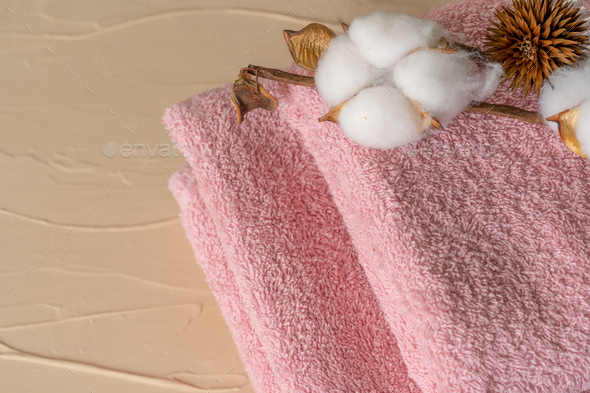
[[576, 100, 590, 156], [347, 11, 448, 69], [315, 34, 378, 107], [392, 50, 503, 126], [539, 58, 590, 132], [337, 85, 424, 149]]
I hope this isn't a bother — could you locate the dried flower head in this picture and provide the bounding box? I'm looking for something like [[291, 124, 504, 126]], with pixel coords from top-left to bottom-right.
[[485, 0, 589, 97]]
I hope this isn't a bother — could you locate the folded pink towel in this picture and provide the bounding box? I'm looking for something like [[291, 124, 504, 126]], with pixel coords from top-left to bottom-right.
[[278, 0, 590, 392], [167, 0, 590, 391], [165, 82, 421, 392], [169, 167, 280, 392]]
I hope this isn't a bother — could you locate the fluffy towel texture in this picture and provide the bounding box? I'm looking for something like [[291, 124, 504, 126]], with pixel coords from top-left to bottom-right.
[[279, 0, 590, 392], [165, 81, 421, 392], [169, 168, 280, 393]]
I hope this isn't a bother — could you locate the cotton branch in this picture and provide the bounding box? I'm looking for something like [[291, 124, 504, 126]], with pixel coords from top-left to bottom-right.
[[241, 65, 315, 87], [238, 65, 547, 126], [468, 103, 546, 125]]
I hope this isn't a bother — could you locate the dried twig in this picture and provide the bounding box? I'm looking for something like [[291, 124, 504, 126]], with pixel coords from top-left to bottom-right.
[[467, 102, 546, 125], [241, 65, 315, 87]]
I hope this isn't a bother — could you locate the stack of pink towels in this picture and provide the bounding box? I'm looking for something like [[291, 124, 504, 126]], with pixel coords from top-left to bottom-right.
[[166, 0, 590, 391]]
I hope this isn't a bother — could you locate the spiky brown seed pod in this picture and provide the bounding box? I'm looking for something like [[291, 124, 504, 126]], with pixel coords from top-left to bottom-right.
[[485, 0, 589, 97]]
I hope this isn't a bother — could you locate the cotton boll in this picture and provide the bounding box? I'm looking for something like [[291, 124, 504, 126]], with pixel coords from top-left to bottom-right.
[[315, 34, 377, 107], [392, 50, 503, 126], [539, 58, 590, 131], [478, 62, 504, 99], [347, 11, 448, 69], [576, 100, 590, 156], [337, 85, 424, 149]]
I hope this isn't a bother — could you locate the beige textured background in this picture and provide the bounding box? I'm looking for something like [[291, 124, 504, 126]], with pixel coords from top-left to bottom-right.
[[1, 1, 456, 392]]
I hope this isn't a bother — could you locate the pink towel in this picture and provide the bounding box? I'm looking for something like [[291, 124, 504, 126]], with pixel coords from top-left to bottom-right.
[[167, 0, 590, 391], [169, 167, 280, 393], [278, 0, 590, 392], [165, 82, 421, 392]]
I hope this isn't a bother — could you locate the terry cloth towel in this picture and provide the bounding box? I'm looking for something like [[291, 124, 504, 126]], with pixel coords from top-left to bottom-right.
[[279, 0, 590, 392], [165, 81, 421, 392], [169, 167, 280, 393]]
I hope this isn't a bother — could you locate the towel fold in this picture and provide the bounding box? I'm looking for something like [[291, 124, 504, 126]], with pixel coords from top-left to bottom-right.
[[169, 167, 280, 392], [279, 1, 590, 392], [165, 82, 420, 392], [166, 0, 590, 391]]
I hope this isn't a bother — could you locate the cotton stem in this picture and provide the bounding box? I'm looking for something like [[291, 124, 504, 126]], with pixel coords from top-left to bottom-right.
[[467, 103, 546, 125], [241, 65, 315, 87], [238, 65, 547, 126]]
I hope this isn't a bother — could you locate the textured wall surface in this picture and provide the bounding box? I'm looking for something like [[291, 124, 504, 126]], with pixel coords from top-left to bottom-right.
[[0, 1, 456, 392]]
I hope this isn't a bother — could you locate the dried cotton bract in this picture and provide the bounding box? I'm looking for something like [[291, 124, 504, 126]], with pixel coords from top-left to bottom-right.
[[577, 101, 590, 156], [539, 58, 590, 131], [540, 58, 590, 157]]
